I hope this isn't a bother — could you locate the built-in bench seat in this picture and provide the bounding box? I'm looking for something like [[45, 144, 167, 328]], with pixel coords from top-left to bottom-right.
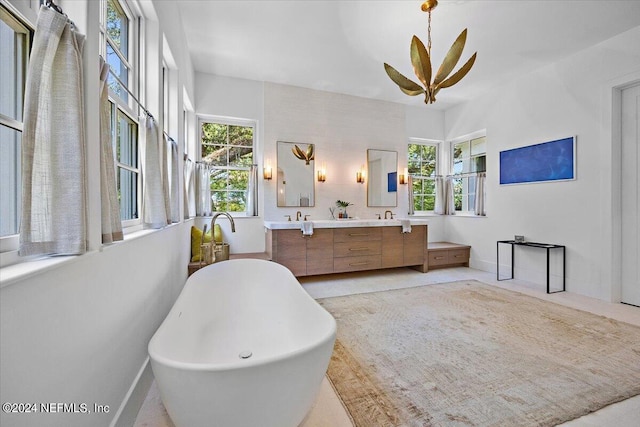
[[427, 242, 471, 271]]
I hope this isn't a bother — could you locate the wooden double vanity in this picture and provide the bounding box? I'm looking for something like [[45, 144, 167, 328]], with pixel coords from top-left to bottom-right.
[[265, 219, 432, 277]]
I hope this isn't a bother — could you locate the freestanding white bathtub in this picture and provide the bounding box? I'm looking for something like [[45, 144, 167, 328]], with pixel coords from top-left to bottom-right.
[[148, 259, 336, 427]]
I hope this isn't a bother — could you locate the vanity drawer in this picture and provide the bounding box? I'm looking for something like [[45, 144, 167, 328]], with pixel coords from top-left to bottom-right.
[[428, 250, 450, 266], [334, 241, 381, 258], [448, 249, 470, 264], [333, 227, 381, 243], [334, 255, 381, 273]]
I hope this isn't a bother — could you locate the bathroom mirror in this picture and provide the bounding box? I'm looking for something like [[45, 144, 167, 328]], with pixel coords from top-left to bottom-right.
[[367, 149, 398, 207], [277, 141, 315, 207]]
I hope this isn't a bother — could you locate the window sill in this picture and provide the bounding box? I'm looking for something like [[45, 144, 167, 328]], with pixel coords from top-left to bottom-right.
[[450, 213, 488, 218], [0, 252, 85, 289], [411, 213, 488, 218], [197, 214, 262, 220], [0, 223, 183, 288]]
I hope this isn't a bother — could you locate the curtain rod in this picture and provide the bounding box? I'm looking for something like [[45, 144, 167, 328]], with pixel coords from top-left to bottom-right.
[[196, 161, 258, 167], [45, 0, 75, 27], [103, 57, 176, 143], [104, 62, 153, 119], [414, 172, 485, 178]]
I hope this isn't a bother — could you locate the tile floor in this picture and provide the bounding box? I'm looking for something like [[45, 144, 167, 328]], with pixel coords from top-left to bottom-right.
[[134, 267, 640, 427]]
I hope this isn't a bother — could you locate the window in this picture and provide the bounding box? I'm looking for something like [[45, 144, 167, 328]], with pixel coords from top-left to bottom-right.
[[452, 135, 486, 212], [408, 139, 439, 212], [112, 108, 139, 220], [0, 6, 31, 242], [100, 0, 140, 226], [102, 0, 131, 102], [200, 118, 255, 213]]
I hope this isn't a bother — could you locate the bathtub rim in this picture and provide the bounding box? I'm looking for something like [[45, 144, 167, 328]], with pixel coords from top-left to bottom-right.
[[148, 259, 337, 372]]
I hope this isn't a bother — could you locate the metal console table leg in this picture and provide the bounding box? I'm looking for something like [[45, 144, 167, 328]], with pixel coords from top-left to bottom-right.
[[497, 240, 566, 293]]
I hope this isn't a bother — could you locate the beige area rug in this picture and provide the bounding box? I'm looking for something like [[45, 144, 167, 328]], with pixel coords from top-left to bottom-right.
[[318, 280, 640, 427]]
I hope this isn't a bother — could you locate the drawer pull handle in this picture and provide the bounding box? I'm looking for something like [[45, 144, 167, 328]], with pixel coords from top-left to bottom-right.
[[348, 233, 370, 237], [349, 247, 370, 252], [349, 261, 370, 266], [434, 256, 446, 260], [454, 255, 464, 258]]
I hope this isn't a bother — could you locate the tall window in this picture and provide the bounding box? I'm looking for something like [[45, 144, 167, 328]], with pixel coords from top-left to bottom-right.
[[100, 0, 140, 225], [200, 118, 255, 213], [113, 109, 139, 220], [408, 139, 439, 212], [0, 6, 31, 242], [102, 0, 131, 101], [452, 135, 486, 212]]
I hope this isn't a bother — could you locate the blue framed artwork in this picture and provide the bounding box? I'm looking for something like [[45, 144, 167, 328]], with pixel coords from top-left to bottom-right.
[[387, 172, 397, 192], [500, 136, 576, 185]]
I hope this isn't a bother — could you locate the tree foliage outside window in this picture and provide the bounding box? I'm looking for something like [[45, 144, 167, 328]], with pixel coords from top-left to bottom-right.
[[104, 0, 130, 102], [201, 121, 254, 212], [0, 7, 30, 239], [101, 0, 140, 225], [408, 142, 438, 212]]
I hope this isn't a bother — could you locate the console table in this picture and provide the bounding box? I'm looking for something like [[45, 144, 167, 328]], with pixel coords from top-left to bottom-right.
[[496, 240, 566, 293]]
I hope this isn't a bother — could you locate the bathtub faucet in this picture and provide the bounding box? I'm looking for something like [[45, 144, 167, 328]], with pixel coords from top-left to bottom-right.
[[211, 212, 236, 234]]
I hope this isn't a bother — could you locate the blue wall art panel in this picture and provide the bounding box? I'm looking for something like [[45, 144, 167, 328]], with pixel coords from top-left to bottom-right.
[[387, 172, 397, 192], [500, 136, 576, 185]]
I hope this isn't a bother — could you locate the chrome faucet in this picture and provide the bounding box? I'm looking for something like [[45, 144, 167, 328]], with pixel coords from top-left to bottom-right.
[[296, 211, 302, 221], [384, 210, 395, 219], [211, 212, 236, 234]]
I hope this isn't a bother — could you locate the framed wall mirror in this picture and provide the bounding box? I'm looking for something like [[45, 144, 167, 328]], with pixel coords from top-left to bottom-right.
[[277, 141, 315, 207], [367, 149, 398, 207]]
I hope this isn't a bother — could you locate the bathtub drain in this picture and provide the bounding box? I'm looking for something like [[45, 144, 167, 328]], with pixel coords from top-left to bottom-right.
[[239, 350, 252, 359]]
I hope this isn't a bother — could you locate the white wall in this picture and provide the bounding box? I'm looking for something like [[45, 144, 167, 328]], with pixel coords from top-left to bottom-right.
[[193, 73, 267, 253], [264, 83, 407, 221], [443, 26, 640, 301], [193, 75, 448, 251], [0, 1, 196, 426]]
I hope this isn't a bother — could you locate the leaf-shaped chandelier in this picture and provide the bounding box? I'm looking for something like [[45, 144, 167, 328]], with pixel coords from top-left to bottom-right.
[[384, 0, 477, 104]]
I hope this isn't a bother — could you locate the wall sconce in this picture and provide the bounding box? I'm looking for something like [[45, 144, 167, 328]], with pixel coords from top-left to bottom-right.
[[263, 159, 272, 180], [317, 162, 326, 182], [356, 165, 366, 184], [399, 167, 408, 185]]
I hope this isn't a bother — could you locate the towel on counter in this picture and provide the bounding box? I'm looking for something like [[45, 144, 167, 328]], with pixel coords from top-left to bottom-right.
[[301, 221, 314, 236], [401, 219, 412, 233]]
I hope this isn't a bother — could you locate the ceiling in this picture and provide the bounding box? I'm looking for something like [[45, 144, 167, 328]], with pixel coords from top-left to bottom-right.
[[177, 0, 640, 110]]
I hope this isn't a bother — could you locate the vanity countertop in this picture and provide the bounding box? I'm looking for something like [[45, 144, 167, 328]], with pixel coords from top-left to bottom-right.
[[264, 218, 429, 230]]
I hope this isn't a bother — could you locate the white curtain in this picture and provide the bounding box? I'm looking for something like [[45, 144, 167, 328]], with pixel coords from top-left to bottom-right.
[[168, 137, 180, 223], [183, 157, 194, 219], [160, 134, 171, 223], [434, 176, 455, 215], [140, 115, 169, 228], [474, 172, 487, 216], [99, 58, 123, 243], [195, 162, 211, 216], [246, 164, 258, 216], [444, 176, 456, 215], [20, 6, 87, 256], [407, 175, 414, 215], [434, 176, 445, 215]]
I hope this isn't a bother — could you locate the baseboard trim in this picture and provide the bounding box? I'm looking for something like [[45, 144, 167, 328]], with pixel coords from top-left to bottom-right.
[[109, 357, 154, 427]]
